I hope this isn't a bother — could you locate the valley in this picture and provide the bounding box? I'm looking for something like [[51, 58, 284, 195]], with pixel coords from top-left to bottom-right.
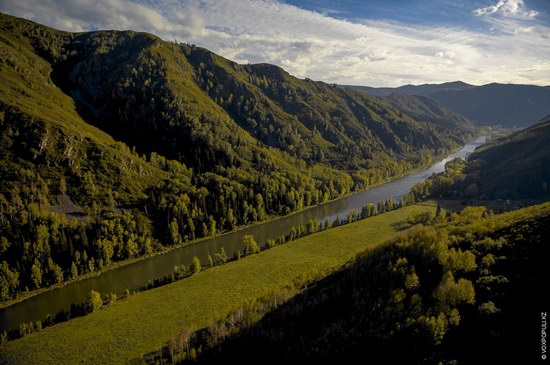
[[0, 137, 484, 333], [0, 3, 549, 364]]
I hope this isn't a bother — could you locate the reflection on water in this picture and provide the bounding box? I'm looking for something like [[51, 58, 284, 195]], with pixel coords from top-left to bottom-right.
[[0, 136, 486, 331]]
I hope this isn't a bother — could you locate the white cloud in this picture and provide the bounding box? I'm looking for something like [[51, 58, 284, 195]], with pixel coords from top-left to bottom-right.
[[473, 0, 539, 19], [1, 0, 549, 87]]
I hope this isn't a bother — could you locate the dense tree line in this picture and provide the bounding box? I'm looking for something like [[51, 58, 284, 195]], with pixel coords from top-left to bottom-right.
[[411, 157, 470, 200]]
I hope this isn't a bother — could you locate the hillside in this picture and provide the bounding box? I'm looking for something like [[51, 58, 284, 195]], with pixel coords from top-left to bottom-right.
[[0, 12, 472, 302], [383, 93, 475, 136], [346, 81, 475, 97], [412, 117, 550, 199], [468, 116, 550, 197], [192, 202, 550, 364], [347, 82, 550, 127]]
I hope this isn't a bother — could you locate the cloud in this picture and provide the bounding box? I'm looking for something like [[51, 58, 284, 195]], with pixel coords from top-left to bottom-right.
[[473, 0, 539, 19], [1, 0, 549, 87]]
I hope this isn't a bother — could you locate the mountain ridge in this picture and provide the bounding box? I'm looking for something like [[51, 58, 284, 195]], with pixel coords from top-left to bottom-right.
[[345, 81, 550, 127]]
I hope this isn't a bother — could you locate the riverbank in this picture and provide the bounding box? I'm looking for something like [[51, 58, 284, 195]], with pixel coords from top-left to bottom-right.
[[0, 141, 469, 311], [0, 203, 437, 364]]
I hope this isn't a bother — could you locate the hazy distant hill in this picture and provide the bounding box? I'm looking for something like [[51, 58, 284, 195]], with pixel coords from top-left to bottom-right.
[[346, 82, 550, 128], [383, 93, 475, 135], [346, 81, 474, 97], [429, 83, 550, 128]]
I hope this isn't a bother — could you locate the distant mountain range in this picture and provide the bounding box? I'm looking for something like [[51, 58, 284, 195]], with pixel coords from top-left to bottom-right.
[[346, 81, 474, 97], [345, 82, 550, 128]]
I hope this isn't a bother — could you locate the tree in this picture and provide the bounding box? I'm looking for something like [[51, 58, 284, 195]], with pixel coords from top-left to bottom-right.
[[86, 290, 102, 313], [243, 235, 259, 256], [35, 224, 50, 258], [0, 261, 19, 300], [377, 201, 385, 214], [191, 256, 201, 274], [208, 216, 217, 236], [385, 197, 396, 211], [124, 237, 139, 259], [208, 255, 213, 268], [433, 271, 475, 308], [255, 194, 266, 220], [307, 219, 319, 234], [71, 261, 78, 279], [170, 218, 181, 245], [266, 239, 276, 249], [168, 338, 177, 363], [214, 247, 228, 265], [0, 237, 9, 255], [361, 203, 377, 218], [227, 208, 236, 230], [47, 258, 63, 284], [31, 259, 42, 289], [178, 328, 193, 358], [143, 238, 153, 255]]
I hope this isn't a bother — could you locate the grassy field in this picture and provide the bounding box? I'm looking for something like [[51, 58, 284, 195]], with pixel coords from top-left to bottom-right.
[[0, 203, 436, 364]]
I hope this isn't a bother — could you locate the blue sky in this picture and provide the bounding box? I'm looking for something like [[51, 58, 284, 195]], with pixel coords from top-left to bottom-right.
[[283, 0, 550, 26], [1, 0, 549, 87]]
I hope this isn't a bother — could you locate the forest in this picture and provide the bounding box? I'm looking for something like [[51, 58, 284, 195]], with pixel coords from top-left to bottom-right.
[[0, 12, 474, 302]]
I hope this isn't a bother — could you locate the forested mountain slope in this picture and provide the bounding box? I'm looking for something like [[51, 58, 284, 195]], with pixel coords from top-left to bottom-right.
[[383, 93, 475, 135], [0, 12, 471, 301], [193, 202, 550, 364], [61, 33, 468, 171], [412, 117, 550, 199], [467, 117, 550, 197]]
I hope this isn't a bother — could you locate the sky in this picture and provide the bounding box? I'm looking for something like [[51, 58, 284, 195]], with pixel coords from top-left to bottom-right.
[[1, 0, 549, 87]]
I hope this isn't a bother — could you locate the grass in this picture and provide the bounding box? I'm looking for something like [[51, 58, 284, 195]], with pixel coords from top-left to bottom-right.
[[0, 203, 436, 364]]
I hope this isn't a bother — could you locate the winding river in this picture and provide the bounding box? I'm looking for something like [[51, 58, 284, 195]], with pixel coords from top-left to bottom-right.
[[0, 136, 486, 332]]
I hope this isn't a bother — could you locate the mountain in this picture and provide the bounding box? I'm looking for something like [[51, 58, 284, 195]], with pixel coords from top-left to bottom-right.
[[346, 81, 474, 97], [411, 116, 550, 199], [346, 82, 550, 128], [0, 13, 472, 301], [383, 93, 475, 136], [429, 83, 550, 128], [467, 116, 550, 198]]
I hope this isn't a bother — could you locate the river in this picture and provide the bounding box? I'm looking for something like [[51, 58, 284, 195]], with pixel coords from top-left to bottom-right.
[[0, 136, 486, 332]]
